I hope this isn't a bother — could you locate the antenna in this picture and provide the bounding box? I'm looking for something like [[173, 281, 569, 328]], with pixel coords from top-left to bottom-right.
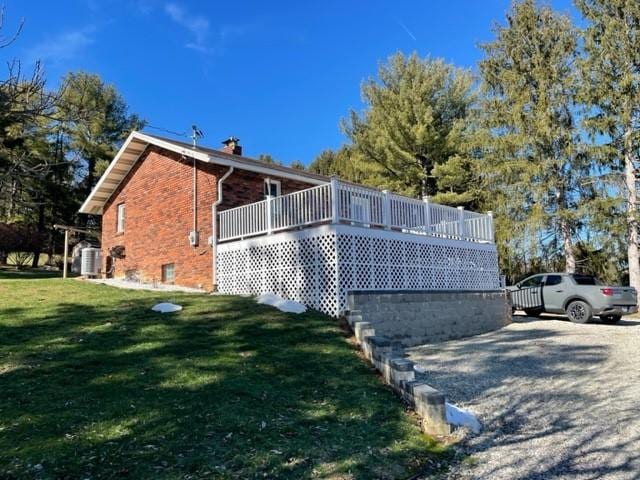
[[191, 125, 204, 148]]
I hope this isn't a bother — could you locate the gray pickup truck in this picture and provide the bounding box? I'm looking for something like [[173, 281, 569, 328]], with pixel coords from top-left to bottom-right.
[[508, 273, 637, 324]]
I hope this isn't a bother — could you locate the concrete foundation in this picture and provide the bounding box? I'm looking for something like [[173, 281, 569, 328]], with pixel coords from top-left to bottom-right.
[[347, 290, 511, 347]]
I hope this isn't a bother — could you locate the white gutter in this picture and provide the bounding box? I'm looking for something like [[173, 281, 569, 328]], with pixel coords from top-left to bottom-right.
[[211, 166, 234, 291]]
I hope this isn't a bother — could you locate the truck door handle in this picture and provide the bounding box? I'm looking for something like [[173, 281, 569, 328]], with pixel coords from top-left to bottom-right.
[[555, 290, 564, 292]]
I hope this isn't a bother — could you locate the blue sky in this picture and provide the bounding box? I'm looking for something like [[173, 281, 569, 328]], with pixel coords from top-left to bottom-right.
[[9, 0, 576, 165]]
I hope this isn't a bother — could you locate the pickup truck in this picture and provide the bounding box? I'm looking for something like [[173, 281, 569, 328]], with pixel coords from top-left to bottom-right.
[[508, 273, 637, 324]]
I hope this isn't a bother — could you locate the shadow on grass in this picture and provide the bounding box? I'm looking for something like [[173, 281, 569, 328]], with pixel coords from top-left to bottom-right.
[[0, 282, 441, 479], [0, 267, 66, 280]]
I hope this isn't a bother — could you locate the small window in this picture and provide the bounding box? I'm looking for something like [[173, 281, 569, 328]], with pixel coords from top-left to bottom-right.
[[264, 178, 281, 198], [116, 203, 125, 233], [161, 263, 175, 283], [572, 274, 600, 285], [545, 275, 563, 286], [520, 275, 543, 288]]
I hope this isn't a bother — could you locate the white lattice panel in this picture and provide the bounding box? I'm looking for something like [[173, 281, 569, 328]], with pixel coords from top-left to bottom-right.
[[217, 224, 500, 317], [217, 227, 340, 315]]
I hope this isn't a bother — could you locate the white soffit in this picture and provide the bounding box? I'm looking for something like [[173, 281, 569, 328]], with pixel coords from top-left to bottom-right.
[[79, 131, 329, 215]]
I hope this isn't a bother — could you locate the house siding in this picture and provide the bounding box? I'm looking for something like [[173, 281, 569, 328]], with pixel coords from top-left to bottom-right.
[[101, 145, 315, 289]]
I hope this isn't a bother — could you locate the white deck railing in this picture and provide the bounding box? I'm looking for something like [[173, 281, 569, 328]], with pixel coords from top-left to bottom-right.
[[218, 178, 494, 243]]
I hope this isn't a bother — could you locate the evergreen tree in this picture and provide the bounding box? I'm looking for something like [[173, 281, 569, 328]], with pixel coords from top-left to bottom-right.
[[57, 73, 144, 199], [256, 154, 282, 166], [289, 160, 305, 170], [342, 52, 475, 198], [575, 0, 640, 289], [308, 146, 369, 183], [478, 0, 585, 274]]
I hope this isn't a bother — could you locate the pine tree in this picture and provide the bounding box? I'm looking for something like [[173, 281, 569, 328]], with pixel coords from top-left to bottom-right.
[[57, 73, 144, 198], [289, 160, 305, 170], [478, 0, 585, 274], [342, 52, 475, 198], [575, 0, 640, 289]]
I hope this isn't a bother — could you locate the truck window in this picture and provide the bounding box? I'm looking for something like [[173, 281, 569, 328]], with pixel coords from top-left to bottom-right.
[[521, 275, 543, 288], [571, 274, 601, 285], [545, 275, 563, 286]]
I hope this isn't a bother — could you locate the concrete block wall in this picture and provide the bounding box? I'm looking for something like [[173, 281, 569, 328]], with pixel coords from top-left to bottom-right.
[[348, 290, 511, 347], [346, 311, 450, 436]]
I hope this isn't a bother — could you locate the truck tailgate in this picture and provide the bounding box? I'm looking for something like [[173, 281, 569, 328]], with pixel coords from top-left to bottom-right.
[[607, 287, 637, 305]]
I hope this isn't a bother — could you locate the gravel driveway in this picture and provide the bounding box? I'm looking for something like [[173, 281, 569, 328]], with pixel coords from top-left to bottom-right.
[[407, 314, 640, 480]]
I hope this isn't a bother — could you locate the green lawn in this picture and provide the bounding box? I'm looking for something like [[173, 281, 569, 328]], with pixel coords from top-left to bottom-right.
[[0, 267, 63, 280], [0, 274, 444, 479]]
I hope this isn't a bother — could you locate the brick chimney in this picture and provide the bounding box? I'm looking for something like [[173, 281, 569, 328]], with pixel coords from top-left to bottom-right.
[[221, 136, 242, 155]]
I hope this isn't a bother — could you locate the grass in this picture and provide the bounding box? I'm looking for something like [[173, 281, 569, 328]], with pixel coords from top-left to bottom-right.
[[0, 266, 63, 280], [0, 274, 445, 479]]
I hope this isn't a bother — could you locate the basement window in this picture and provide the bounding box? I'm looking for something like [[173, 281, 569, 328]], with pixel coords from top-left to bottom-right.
[[116, 203, 125, 233], [161, 263, 175, 284]]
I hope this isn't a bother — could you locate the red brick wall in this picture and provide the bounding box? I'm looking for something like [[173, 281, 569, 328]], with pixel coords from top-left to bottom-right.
[[101, 146, 315, 289]]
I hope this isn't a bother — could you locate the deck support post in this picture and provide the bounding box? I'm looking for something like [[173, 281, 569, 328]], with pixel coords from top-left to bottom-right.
[[382, 190, 391, 230], [330, 177, 340, 225], [422, 196, 431, 235], [266, 195, 273, 234], [457, 206, 466, 240], [487, 210, 494, 243]]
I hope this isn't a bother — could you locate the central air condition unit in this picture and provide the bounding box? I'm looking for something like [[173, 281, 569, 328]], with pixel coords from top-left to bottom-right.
[[81, 247, 101, 277]]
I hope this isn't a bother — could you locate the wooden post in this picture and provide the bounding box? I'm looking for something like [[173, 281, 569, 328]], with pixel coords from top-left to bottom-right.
[[330, 177, 340, 225], [62, 229, 69, 279]]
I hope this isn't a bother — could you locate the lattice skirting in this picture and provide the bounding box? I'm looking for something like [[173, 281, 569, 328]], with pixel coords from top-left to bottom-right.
[[216, 224, 500, 317]]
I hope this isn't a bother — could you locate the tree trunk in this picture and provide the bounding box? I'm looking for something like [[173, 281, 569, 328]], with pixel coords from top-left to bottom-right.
[[556, 186, 576, 273], [31, 201, 46, 268], [624, 127, 640, 290], [6, 180, 17, 220], [560, 218, 576, 273]]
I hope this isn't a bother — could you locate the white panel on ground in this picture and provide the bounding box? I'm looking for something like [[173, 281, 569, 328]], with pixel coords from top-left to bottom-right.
[[151, 303, 183, 313], [445, 402, 481, 433], [256, 293, 307, 314]]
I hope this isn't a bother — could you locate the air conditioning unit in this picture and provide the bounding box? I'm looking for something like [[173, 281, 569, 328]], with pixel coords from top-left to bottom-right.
[[81, 247, 101, 277]]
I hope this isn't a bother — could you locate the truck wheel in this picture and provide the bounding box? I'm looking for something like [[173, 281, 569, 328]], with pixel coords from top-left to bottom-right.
[[566, 300, 593, 323], [524, 308, 542, 317], [601, 315, 621, 324]]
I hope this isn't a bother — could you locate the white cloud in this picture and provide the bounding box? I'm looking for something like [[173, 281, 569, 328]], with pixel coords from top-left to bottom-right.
[[163, 2, 248, 56], [26, 26, 95, 64], [164, 2, 211, 53]]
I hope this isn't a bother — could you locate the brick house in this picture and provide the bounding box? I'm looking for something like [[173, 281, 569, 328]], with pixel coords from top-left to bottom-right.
[[80, 131, 328, 289], [81, 130, 501, 318]]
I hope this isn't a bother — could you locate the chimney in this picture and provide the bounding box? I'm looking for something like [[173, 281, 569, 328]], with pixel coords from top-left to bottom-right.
[[221, 136, 242, 155]]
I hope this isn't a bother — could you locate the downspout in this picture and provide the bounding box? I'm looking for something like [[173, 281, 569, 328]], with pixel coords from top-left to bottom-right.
[[211, 166, 234, 291], [192, 157, 197, 240]]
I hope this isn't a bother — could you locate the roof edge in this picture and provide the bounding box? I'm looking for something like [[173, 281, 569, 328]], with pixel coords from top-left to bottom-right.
[[79, 131, 329, 215]]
